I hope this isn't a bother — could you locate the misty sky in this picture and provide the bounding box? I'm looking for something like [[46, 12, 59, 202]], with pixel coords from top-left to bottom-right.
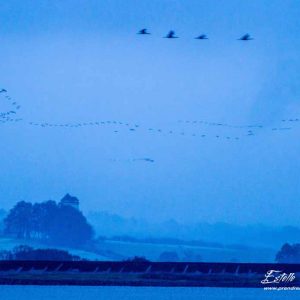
[[1, 0, 300, 226]]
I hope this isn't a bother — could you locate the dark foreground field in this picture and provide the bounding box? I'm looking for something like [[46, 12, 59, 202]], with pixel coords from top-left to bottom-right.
[[0, 261, 299, 288]]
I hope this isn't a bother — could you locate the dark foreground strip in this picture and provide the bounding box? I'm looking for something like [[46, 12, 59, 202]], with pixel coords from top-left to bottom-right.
[[0, 261, 299, 288]]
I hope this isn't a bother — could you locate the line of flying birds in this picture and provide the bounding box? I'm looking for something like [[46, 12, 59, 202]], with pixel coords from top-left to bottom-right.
[[137, 29, 254, 41], [0, 88, 21, 122], [0, 89, 244, 141], [109, 158, 155, 163], [0, 87, 298, 155]]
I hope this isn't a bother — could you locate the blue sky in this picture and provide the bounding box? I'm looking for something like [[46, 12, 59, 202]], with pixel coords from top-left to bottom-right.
[[1, 0, 300, 226]]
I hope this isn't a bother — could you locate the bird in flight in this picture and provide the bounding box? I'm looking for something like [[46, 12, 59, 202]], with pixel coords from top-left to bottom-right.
[[141, 158, 154, 163], [138, 28, 150, 35], [164, 30, 178, 38], [238, 34, 253, 41], [195, 34, 208, 40], [0, 89, 7, 93]]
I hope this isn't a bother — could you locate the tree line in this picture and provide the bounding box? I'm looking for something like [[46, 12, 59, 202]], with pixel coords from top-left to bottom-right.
[[0, 245, 83, 261], [276, 243, 300, 263], [4, 200, 94, 247]]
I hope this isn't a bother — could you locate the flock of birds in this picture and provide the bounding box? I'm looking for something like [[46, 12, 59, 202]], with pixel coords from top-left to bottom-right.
[[0, 89, 22, 124], [177, 120, 294, 132], [0, 89, 158, 163], [0, 27, 296, 164], [0, 87, 297, 155], [0, 88, 299, 163], [0, 89, 250, 143], [137, 29, 254, 41]]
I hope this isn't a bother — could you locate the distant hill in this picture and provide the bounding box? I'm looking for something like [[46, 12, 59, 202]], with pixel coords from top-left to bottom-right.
[[88, 211, 300, 248]]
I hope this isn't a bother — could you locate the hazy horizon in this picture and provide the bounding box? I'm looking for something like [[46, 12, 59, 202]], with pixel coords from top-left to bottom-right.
[[1, 1, 300, 226]]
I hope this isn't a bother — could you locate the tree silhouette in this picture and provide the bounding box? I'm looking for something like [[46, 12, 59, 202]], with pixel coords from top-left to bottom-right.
[[0, 245, 82, 261], [4, 200, 94, 248], [48, 205, 94, 247], [4, 201, 33, 239], [276, 243, 300, 263]]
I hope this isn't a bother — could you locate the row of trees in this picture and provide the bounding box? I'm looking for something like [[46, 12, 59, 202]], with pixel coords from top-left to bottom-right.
[[0, 245, 82, 261], [4, 200, 93, 247]]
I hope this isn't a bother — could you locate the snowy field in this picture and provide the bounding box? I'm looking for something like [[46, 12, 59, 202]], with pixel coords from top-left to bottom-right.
[[0, 237, 276, 262]]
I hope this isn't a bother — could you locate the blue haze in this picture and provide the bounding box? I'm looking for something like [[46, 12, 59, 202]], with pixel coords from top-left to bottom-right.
[[0, 1, 300, 226]]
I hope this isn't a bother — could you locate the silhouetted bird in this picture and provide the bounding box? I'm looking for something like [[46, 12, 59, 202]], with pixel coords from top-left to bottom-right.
[[238, 34, 253, 41], [143, 158, 154, 163], [0, 89, 7, 93], [164, 30, 178, 38], [195, 34, 208, 40], [138, 28, 150, 35]]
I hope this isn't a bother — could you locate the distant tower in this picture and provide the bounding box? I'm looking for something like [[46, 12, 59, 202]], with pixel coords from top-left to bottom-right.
[[60, 193, 79, 210]]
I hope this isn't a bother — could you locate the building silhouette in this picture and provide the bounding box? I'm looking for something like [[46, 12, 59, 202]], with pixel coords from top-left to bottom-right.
[[60, 193, 79, 210]]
